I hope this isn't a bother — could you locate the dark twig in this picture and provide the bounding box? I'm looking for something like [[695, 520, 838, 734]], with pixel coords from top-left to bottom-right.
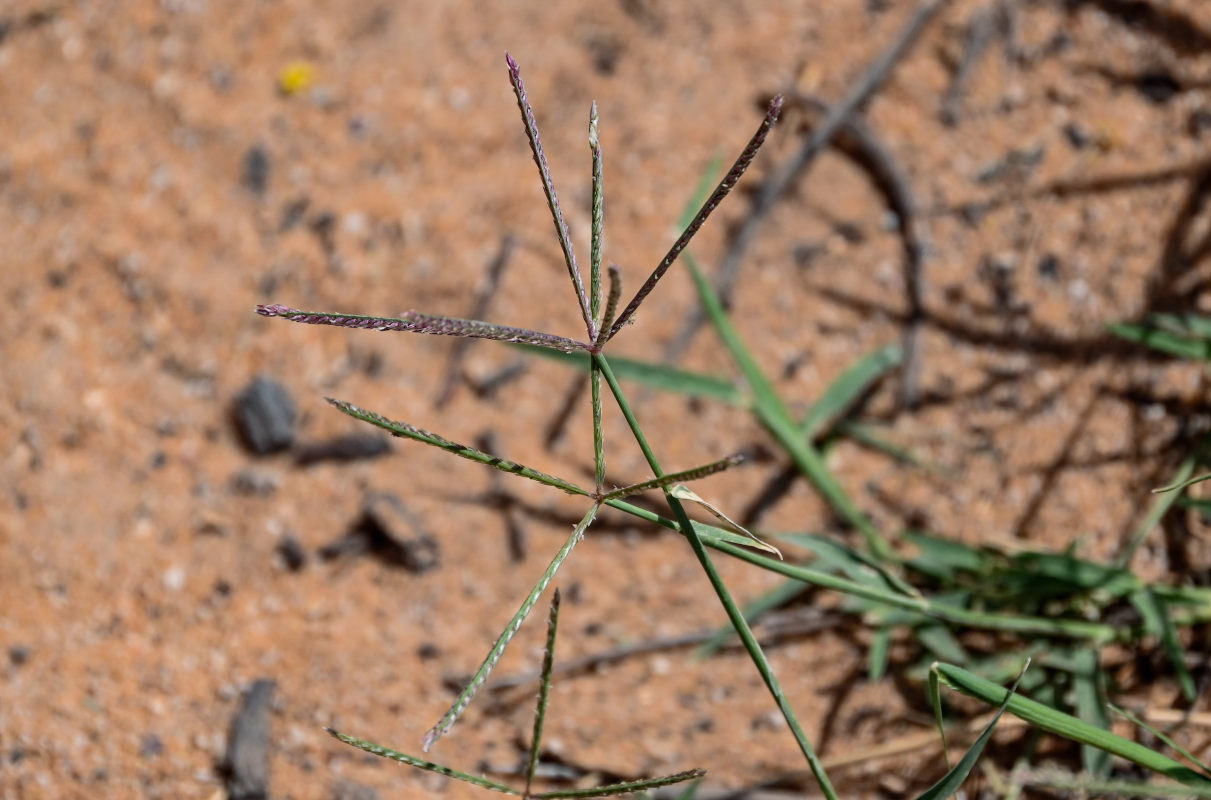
[[467, 360, 529, 400], [939, 3, 1001, 127], [784, 91, 930, 408], [476, 431, 527, 562], [543, 373, 589, 451], [484, 608, 844, 694], [605, 96, 784, 341], [662, 0, 950, 367], [435, 235, 517, 406]]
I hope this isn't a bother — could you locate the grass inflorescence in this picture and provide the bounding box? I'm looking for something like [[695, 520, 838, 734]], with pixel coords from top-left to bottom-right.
[[260, 54, 1211, 799]]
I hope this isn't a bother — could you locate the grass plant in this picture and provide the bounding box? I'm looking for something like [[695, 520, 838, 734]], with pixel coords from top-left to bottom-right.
[[260, 55, 1211, 798]]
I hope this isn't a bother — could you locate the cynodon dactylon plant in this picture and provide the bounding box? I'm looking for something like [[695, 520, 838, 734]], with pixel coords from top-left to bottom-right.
[[258, 53, 870, 796], [252, 54, 1211, 800]]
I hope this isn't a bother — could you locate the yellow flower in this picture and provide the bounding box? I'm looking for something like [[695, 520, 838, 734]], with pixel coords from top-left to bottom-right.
[[278, 62, 315, 97]]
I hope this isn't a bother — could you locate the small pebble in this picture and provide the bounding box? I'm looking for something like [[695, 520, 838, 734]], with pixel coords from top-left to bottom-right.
[[8, 645, 30, 667], [276, 535, 307, 572], [1037, 253, 1061, 280], [229, 469, 280, 496], [1137, 68, 1181, 104], [163, 565, 186, 592], [1189, 109, 1211, 138], [319, 493, 440, 573], [1063, 122, 1091, 150], [224, 679, 276, 800], [233, 376, 296, 455], [139, 733, 164, 759], [242, 145, 270, 195]]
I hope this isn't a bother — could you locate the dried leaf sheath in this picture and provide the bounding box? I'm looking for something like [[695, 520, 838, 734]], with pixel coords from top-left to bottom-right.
[[328, 399, 591, 497], [256, 305, 590, 353], [606, 96, 783, 341]]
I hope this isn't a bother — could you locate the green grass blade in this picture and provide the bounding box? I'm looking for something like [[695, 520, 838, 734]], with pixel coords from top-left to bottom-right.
[[928, 663, 949, 769], [1156, 471, 1211, 495], [325, 728, 520, 794], [836, 420, 942, 473], [1131, 589, 1197, 702], [869, 624, 892, 681], [526, 590, 563, 796], [915, 661, 1028, 800], [709, 539, 1119, 641], [604, 500, 1123, 641], [775, 532, 908, 593], [328, 398, 591, 497], [684, 258, 894, 560], [916, 623, 968, 665], [1166, 313, 1211, 339], [423, 504, 599, 751], [904, 531, 988, 579], [1119, 456, 1195, 569], [1110, 704, 1211, 779], [934, 663, 1211, 787], [1109, 321, 1211, 361], [533, 769, 706, 799], [1068, 648, 1112, 777], [801, 344, 902, 439], [596, 353, 839, 800], [514, 345, 744, 405], [996, 551, 1141, 601]]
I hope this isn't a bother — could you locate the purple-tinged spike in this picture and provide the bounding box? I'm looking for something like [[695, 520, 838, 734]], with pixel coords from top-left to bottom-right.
[[592, 265, 622, 350], [255, 304, 591, 353], [505, 53, 597, 341], [606, 96, 783, 342]]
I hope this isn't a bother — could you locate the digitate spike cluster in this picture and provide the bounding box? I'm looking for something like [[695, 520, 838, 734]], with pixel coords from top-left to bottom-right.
[[260, 54, 782, 796]]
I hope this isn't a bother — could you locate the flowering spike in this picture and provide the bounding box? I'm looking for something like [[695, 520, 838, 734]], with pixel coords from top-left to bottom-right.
[[606, 96, 783, 341], [593, 265, 622, 350], [589, 101, 604, 326], [506, 53, 597, 341], [256, 304, 591, 353]]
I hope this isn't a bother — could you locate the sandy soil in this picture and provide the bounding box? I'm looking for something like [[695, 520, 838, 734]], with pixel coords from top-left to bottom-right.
[[4, 1, 1211, 797]]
